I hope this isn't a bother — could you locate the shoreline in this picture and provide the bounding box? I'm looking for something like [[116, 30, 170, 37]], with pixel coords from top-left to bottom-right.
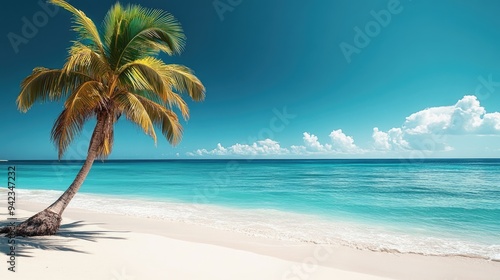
[[10, 188, 500, 261], [0, 200, 499, 279]]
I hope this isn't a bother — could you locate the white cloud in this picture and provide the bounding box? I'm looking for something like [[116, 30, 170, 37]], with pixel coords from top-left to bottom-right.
[[187, 139, 289, 157], [373, 95, 500, 151], [329, 129, 360, 153], [404, 95, 500, 135], [189, 95, 500, 157], [189, 130, 361, 157], [302, 132, 332, 152], [372, 127, 410, 150], [372, 128, 391, 150], [294, 130, 361, 154], [482, 113, 500, 133]]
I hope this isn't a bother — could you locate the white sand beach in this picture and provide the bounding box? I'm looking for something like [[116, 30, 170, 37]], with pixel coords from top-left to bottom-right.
[[0, 199, 498, 280]]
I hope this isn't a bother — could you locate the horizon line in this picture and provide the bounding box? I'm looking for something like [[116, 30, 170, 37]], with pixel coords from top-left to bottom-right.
[[2, 158, 500, 162]]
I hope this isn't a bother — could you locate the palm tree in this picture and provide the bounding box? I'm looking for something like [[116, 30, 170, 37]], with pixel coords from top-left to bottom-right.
[[1, 0, 205, 236]]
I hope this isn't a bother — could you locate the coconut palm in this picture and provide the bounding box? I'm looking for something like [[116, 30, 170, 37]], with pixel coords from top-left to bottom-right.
[[1, 0, 205, 236]]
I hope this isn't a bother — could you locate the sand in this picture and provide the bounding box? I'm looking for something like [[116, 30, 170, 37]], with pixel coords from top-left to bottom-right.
[[0, 201, 499, 280]]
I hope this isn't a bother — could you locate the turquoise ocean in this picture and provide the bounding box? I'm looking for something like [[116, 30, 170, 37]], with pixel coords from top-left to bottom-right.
[[1, 159, 499, 260]]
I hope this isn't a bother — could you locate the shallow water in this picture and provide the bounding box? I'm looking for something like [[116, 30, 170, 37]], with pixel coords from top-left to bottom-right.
[[2, 159, 500, 260]]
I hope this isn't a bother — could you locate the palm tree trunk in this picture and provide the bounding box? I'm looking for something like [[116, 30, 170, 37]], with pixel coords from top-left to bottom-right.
[[46, 150, 97, 215], [1, 113, 109, 237]]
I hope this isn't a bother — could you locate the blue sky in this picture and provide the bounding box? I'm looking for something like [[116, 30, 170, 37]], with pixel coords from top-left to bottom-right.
[[1, 0, 500, 159]]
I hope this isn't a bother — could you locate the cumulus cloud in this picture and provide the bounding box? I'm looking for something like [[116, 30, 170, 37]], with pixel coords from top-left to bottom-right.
[[294, 130, 362, 154], [372, 127, 410, 150], [187, 139, 289, 157], [403, 95, 500, 135], [301, 132, 332, 152], [329, 129, 359, 152], [189, 95, 500, 157], [372, 128, 391, 150], [373, 95, 500, 151], [189, 130, 362, 157]]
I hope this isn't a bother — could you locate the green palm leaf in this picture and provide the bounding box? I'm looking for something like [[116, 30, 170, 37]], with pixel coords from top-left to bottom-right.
[[102, 3, 185, 70]]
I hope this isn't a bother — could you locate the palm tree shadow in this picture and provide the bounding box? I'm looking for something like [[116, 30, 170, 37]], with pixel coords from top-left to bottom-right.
[[0, 220, 129, 258]]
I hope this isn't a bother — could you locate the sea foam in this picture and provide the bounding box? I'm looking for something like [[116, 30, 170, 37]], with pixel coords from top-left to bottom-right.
[[16, 188, 500, 261]]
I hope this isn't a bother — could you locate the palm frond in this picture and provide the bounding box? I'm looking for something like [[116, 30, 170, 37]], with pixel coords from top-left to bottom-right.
[[134, 95, 183, 145], [102, 2, 124, 57], [131, 89, 189, 121], [118, 58, 195, 119], [164, 91, 189, 120], [62, 42, 110, 80], [113, 91, 157, 142], [49, 0, 105, 55], [51, 81, 104, 158], [117, 57, 166, 98], [65, 81, 106, 113], [103, 4, 185, 70], [163, 65, 205, 102], [51, 109, 88, 159], [17, 68, 92, 112]]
